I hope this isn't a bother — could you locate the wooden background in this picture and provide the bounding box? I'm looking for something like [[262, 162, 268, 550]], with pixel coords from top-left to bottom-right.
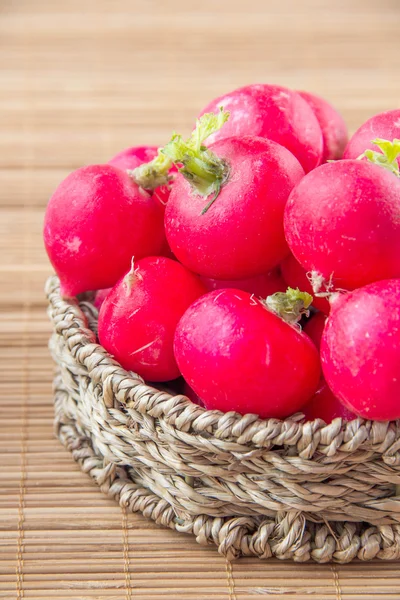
[[1, 0, 400, 598]]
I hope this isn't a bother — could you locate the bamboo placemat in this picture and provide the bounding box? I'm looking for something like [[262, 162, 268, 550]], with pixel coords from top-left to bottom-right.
[[1, 1, 400, 598]]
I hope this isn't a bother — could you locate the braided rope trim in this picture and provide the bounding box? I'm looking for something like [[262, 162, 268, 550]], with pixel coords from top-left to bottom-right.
[[55, 387, 400, 563]]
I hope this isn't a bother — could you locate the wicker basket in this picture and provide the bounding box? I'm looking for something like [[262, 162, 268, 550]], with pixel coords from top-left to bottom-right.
[[46, 275, 400, 563]]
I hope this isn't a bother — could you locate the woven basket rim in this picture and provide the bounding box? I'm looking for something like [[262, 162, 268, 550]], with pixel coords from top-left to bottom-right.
[[45, 274, 400, 455]]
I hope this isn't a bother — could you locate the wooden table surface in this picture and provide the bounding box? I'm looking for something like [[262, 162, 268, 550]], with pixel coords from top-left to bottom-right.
[[1, 1, 400, 598]]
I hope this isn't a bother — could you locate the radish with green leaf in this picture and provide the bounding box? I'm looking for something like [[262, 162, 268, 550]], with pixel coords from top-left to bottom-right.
[[174, 287, 320, 418], [284, 140, 400, 291], [44, 164, 165, 297], [157, 109, 304, 279]]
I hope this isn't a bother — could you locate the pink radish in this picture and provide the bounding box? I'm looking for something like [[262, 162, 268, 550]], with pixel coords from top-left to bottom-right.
[[162, 110, 304, 279], [281, 254, 330, 314], [284, 151, 400, 291], [321, 279, 400, 421], [201, 268, 286, 298], [302, 381, 356, 423], [297, 91, 348, 162], [94, 287, 112, 310], [112, 150, 174, 257], [174, 288, 320, 419], [302, 312, 355, 423], [166, 136, 304, 279], [182, 381, 205, 407], [44, 164, 165, 297], [108, 145, 158, 171], [197, 84, 323, 172], [98, 257, 206, 382], [344, 109, 400, 167], [303, 311, 327, 353]]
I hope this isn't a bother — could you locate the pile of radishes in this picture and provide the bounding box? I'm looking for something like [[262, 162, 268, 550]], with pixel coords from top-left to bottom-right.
[[44, 83, 400, 424]]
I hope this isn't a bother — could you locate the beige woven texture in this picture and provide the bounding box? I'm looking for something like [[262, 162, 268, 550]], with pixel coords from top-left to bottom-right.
[[3, 0, 400, 597]]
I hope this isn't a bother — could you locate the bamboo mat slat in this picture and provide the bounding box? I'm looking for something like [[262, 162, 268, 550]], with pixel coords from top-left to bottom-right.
[[1, 1, 400, 598]]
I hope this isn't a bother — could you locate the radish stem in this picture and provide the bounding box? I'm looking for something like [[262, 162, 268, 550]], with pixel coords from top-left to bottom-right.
[[162, 108, 230, 206], [128, 150, 172, 190], [359, 138, 400, 176], [130, 108, 230, 207], [263, 287, 313, 325]]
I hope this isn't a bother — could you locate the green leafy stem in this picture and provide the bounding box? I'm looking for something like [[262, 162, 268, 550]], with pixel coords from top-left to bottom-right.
[[360, 138, 400, 176], [131, 108, 230, 213]]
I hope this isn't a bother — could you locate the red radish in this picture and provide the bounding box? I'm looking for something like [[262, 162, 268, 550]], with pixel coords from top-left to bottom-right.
[[281, 254, 330, 314], [321, 279, 400, 421], [159, 238, 176, 260], [152, 184, 172, 212], [303, 311, 327, 353], [201, 268, 286, 298], [344, 109, 400, 167], [284, 155, 400, 291], [44, 164, 166, 297], [98, 257, 206, 382], [182, 381, 205, 407], [110, 147, 177, 252], [297, 91, 348, 162], [174, 288, 320, 419], [108, 145, 158, 171], [198, 84, 323, 172], [109, 145, 175, 212], [302, 310, 354, 423], [94, 287, 112, 310], [164, 124, 304, 279], [302, 381, 356, 423]]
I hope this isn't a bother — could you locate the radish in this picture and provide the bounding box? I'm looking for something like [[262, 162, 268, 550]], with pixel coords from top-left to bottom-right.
[[303, 311, 327, 353], [108, 143, 187, 263], [284, 147, 400, 291], [98, 257, 207, 382], [302, 311, 355, 423], [302, 381, 356, 423], [93, 287, 112, 311], [44, 164, 166, 297], [343, 109, 400, 168], [280, 254, 330, 314], [109, 145, 175, 212], [321, 279, 400, 421], [108, 145, 158, 171], [162, 110, 304, 279], [297, 91, 348, 162], [201, 268, 286, 298], [174, 288, 320, 419], [182, 381, 205, 407], [197, 84, 323, 172]]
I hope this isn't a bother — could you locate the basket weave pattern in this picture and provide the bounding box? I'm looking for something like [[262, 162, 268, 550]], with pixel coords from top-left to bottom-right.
[[47, 276, 400, 562]]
